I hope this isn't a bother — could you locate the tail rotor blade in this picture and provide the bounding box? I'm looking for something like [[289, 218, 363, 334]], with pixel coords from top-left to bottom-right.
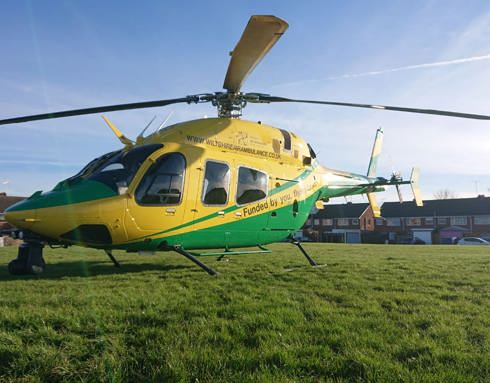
[[395, 184, 404, 204]]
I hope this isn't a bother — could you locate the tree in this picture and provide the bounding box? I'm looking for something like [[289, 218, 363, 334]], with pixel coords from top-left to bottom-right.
[[433, 189, 458, 200]]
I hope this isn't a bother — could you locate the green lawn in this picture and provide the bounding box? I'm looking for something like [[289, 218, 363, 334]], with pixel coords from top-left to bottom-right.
[[1, 243, 490, 382]]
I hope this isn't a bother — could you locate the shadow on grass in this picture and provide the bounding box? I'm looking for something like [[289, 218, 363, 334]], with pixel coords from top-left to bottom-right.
[[0, 260, 193, 281]]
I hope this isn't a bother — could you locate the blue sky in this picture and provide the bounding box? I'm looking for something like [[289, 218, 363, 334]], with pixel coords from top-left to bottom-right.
[[1, 0, 490, 203]]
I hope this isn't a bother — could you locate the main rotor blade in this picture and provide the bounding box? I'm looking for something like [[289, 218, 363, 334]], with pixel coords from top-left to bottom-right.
[[260, 95, 490, 120], [223, 15, 288, 93], [0, 97, 195, 126]]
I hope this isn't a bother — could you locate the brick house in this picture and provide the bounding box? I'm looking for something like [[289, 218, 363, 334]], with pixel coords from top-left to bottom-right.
[[304, 202, 372, 243]]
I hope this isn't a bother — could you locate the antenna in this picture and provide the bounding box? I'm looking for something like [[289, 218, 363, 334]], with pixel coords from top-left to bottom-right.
[[155, 111, 174, 134], [136, 115, 157, 144]]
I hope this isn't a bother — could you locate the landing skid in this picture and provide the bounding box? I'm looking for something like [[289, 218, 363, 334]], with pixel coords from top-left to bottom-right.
[[171, 245, 273, 275]]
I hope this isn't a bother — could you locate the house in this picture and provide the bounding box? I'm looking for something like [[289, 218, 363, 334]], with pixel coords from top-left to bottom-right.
[[0, 192, 25, 233], [304, 202, 373, 243], [377, 195, 490, 244]]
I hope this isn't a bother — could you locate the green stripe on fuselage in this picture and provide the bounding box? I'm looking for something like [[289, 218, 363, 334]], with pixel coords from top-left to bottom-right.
[[116, 191, 319, 252], [6, 181, 117, 212]]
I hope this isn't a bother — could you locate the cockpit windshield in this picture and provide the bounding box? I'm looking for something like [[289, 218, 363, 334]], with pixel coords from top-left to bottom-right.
[[88, 144, 163, 192], [60, 144, 163, 192], [71, 150, 122, 181]]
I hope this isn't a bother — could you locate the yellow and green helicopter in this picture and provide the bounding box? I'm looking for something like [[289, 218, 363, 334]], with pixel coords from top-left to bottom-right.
[[2, 15, 489, 275]]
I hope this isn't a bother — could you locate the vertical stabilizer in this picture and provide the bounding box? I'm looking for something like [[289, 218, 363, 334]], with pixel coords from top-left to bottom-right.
[[410, 167, 423, 207], [367, 128, 383, 177]]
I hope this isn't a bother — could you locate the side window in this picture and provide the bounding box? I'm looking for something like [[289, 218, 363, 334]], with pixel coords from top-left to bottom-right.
[[279, 129, 291, 151], [236, 167, 268, 205], [202, 161, 230, 205], [136, 153, 185, 205]]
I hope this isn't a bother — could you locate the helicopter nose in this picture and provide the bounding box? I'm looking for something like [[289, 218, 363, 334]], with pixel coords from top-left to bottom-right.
[[4, 202, 38, 230]]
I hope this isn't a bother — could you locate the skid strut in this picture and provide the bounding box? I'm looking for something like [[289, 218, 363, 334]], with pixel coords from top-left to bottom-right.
[[173, 246, 217, 276], [291, 240, 317, 266], [104, 250, 121, 268]]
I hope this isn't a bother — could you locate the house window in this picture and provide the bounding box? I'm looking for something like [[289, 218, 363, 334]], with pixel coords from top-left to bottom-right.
[[306, 218, 312, 225], [386, 218, 400, 227], [322, 218, 333, 226], [451, 216, 467, 226], [475, 216, 490, 225], [438, 217, 448, 225], [236, 167, 268, 205], [352, 219, 359, 226], [375, 218, 384, 226], [337, 218, 349, 226], [314, 219, 320, 226], [406, 218, 421, 226], [424, 217, 434, 225], [201, 161, 230, 205]]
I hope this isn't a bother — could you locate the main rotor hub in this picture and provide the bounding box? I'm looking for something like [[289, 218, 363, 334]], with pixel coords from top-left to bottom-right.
[[190, 92, 270, 119], [212, 92, 246, 118]]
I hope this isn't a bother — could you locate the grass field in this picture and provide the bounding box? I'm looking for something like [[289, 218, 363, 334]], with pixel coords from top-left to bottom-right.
[[1, 243, 490, 382]]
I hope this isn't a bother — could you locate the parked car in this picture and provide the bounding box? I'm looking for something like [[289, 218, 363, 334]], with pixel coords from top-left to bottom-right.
[[457, 237, 490, 246], [399, 237, 426, 245]]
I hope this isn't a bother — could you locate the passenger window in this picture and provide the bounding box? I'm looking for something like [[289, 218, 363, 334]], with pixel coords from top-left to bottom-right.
[[202, 161, 230, 205], [136, 153, 185, 205], [236, 167, 268, 205]]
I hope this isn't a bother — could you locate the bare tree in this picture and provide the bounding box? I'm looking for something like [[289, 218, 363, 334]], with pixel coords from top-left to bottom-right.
[[433, 189, 458, 199]]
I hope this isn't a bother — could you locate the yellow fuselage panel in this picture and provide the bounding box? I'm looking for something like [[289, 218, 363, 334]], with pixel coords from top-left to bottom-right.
[[144, 118, 311, 167]]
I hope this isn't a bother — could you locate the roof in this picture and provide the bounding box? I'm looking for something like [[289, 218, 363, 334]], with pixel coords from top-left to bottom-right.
[[316, 202, 369, 218], [0, 194, 25, 214], [381, 196, 490, 217]]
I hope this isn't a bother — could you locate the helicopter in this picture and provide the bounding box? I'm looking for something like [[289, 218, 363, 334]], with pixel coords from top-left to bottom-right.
[[2, 15, 490, 276]]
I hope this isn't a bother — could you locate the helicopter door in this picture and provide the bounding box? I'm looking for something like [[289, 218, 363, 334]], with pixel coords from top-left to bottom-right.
[[186, 159, 233, 248], [228, 165, 270, 246], [125, 152, 187, 242]]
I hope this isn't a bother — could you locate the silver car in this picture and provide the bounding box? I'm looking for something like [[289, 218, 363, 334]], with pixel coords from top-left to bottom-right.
[[457, 237, 490, 245]]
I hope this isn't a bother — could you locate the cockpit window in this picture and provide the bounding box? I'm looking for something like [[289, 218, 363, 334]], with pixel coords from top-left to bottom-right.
[[87, 144, 163, 192], [135, 153, 186, 205]]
